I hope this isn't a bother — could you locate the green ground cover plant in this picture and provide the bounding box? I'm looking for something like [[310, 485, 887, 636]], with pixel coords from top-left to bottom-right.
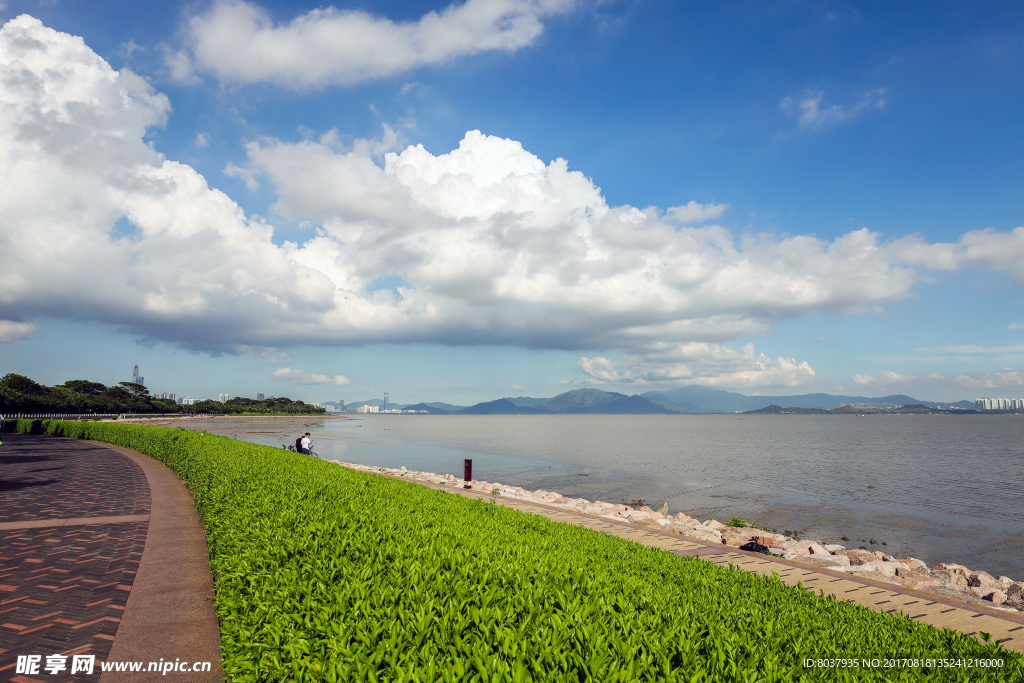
[[7, 419, 1022, 682]]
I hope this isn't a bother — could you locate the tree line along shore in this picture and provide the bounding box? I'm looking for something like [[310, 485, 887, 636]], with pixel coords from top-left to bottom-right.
[[0, 373, 326, 416]]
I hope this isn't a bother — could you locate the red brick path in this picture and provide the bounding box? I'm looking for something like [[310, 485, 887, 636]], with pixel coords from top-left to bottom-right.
[[0, 440, 149, 524], [0, 436, 152, 682]]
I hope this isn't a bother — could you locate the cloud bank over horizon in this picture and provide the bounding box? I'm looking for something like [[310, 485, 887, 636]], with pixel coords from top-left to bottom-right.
[[271, 367, 351, 385], [851, 369, 1024, 393], [2, 15, 1023, 390], [576, 344, 816, 388]]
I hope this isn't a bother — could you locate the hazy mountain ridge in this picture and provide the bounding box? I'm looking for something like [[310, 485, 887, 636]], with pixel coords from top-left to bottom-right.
[[344, 386, 974, 415], [504, 397, 549, 408], [460, 399, 551, 414], [402, 402, 453, 414], [448, 389, 688, 414], [641, 386, 974, 413], [424, 401, 470, 411], [536, 388, 686, 414]]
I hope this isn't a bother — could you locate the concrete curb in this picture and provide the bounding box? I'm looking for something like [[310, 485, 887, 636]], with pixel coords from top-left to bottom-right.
[[95, 443, 223, 682]]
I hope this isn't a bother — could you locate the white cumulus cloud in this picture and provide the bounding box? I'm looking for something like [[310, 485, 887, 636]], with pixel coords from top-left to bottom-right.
[[577, 343, 816, 389], [576, 356, 627, 383], [664, 201, 728, 224], [0, 15, 336, 351], [2, 15, 1024, 389], [0, 320, 35, 343], [911, 227, 1024, 284], [271, 368, 351, 385], [184, 0, 575, 88], [852, 370, 913, 386]]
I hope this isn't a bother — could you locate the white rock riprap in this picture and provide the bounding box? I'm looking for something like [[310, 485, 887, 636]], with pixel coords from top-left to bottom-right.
[[328, 460, 1024, 612]]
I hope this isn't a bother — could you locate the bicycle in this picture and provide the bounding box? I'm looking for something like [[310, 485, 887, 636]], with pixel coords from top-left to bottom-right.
[[283, 444, 318, 457]]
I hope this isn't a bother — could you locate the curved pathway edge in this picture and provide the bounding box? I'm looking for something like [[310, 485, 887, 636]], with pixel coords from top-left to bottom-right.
[[92, 442, 223, 683]]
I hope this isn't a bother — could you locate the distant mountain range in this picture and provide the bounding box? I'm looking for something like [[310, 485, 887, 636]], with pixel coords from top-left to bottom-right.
[[340, 386, 974, 415], [456, 389, 686, 414], [640, 386, 974, 414], [402, 402, 459, 414]]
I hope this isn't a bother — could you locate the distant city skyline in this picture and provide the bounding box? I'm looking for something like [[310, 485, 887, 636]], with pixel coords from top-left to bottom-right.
[[0, 2, 1021, 404], [974, 397, 1024, 411], [87, 360, 1023, 410], [57, 362, 1024, 412]]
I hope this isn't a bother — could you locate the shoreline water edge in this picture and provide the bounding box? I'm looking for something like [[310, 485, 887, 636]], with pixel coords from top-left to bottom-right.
[[330, 458, 1024, 614]]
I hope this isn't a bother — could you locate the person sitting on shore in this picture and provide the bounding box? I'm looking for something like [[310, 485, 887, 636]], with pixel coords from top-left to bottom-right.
[[300, 432, 312, 455]]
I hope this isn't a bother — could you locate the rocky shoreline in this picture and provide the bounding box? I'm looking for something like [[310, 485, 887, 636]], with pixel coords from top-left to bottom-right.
[[331, 460, 1023, 613]]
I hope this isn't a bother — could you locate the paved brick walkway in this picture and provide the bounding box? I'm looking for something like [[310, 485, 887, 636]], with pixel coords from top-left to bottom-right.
[[0, 441, 149, 524], [413, 478, 1024, 654], [0, 434, 221, 682], [1, 437, 151, 682], [0, 523, 147, 663]]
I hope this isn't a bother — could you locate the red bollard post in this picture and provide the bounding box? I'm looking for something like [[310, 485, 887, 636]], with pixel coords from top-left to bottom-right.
[[464, 459, 472, 489]]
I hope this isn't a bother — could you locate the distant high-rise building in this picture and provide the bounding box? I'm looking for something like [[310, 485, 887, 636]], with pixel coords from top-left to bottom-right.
[[257, 392, 265, 401], [339, 400, 345, 411], [384, 392, 389, 411], [975, 397, 1024, 410], [131, 364, 145, 387], [218, 393, 230, 403]]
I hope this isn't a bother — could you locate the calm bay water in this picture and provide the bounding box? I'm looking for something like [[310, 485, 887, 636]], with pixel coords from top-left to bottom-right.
[[177, 413, 1023, 579]]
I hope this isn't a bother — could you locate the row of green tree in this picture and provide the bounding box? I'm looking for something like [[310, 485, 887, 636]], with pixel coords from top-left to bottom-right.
[[0, 374, 325, 415]]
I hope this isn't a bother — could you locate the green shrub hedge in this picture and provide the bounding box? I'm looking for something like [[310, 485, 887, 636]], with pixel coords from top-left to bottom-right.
[[7, 419, 1022, 681]]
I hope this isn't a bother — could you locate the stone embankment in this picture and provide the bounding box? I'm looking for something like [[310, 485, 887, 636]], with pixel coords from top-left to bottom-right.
[[333, 460, 1024, 613]]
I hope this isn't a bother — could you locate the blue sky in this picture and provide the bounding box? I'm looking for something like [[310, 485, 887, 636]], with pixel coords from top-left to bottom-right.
[[0, 0, 1021, 404]]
